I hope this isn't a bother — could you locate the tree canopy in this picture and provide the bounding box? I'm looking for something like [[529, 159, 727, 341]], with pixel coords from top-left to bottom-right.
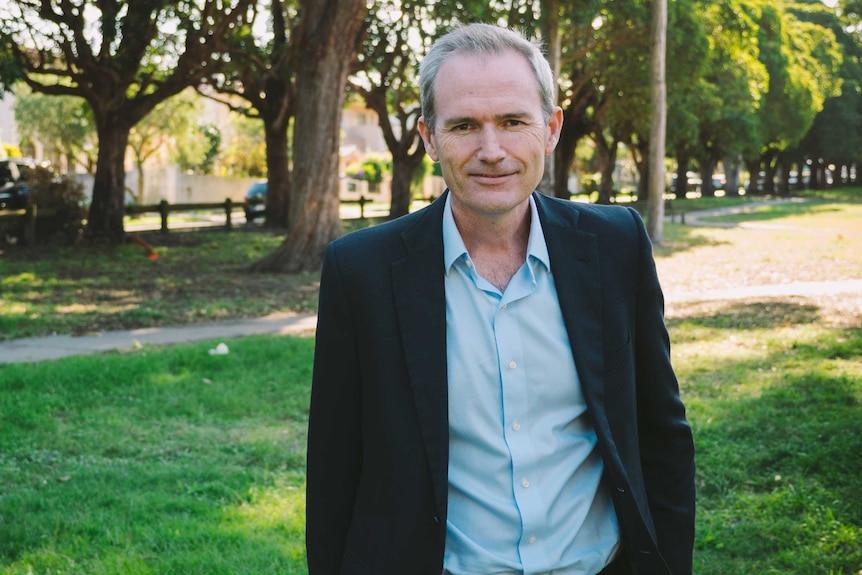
[[2, 0, 861, 258]]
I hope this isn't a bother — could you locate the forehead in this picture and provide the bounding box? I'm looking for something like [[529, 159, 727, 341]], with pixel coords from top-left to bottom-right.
[[433, 50, 543, 119]]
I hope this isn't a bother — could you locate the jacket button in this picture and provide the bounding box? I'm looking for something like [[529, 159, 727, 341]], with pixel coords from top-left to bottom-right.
[[616, 487, 626, 494], [433, 515, 439, 524]]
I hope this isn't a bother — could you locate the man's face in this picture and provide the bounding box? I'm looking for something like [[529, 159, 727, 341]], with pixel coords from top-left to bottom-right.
[[418, 49, 562, 222]]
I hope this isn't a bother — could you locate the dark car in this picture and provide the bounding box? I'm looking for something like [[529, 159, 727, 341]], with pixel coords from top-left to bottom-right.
[[0, 158, 37, 211], [244, 181, 267, 222]]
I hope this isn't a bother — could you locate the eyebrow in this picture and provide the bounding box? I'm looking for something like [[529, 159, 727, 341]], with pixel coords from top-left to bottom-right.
[[442, 111, 534, 127]]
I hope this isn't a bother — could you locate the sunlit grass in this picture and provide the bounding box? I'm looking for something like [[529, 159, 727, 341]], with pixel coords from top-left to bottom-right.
[[0, 231, 320, 340], [2, 307, 859, 574], [0, 335, 313, 575]]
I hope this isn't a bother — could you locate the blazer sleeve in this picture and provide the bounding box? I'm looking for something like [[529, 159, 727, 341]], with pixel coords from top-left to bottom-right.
[[306, 242, 363, 575], [628, 207, 696, 575]]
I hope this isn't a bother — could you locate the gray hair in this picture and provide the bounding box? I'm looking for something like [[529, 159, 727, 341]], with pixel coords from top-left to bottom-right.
[[419, 23, 555, 133]]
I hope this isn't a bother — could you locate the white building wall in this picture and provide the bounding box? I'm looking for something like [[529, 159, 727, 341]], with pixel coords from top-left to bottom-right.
[[0, 93, 19, 155]]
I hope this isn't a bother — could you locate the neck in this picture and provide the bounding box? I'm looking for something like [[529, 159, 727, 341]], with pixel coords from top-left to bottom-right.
[[452, 201, 531, 291]]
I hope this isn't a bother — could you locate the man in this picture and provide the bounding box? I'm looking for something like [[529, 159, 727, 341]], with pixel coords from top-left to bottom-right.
[[306, 23, 695, 575]]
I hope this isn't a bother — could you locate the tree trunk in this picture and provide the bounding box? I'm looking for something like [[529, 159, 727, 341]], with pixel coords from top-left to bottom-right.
[[724, 154, 742, 197], [646, 0, 667, 244], [699, 160, 716, 198], [674, 153, 690, 197], [136, 160, 145, 205], [553, 104, 587, 199], [360, 84, 426, 221], [595, 134, 618, 205], [389, 150, 425, 219], [538, 0, 560, 195], [250, 0, 367, 273], [631, 139, 649, 200], [86, 122, 130, 242], [263, 117, 291, 228]]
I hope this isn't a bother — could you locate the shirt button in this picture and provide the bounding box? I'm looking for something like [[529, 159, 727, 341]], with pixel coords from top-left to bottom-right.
[[466, 260, 473, 268], [521, 478, 530, 488], [508, 360, 517, 370], [512, 420, 521, 431], [528, 535, 537, 544], [501, 303, 508, 310]]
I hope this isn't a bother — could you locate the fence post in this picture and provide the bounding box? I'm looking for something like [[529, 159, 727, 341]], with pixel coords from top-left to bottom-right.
[[224, 198, 233, 231], [358, 196, 368, 219], [159, 200, 169, 234], [25, 204, 37, 246]]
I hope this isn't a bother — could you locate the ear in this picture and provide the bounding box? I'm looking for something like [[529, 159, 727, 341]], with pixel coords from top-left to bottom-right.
[[545, 106, 564, 156], [418, 116, 439, 162]]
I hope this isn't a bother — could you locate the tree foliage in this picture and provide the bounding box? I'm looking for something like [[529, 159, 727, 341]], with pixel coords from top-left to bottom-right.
[[0, 0, 254, 241], [3, 0, 861, 257], [13, 85, 98, 174]]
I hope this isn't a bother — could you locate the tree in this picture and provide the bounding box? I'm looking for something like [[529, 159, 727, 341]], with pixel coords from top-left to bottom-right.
[[203, 0, 297, 227], [127, 89, 203, 205], [688, 0, 766, 198], [553, 0, 655, 201], [797, 1, 862, 188], [349, 1, 426, 220], [218, 114, 266, 177], [0, 0, 254, 242], [646, 0, 667, 243], [539, 0, 562, 195], [13, 85, 98, 173], [249, 0, 368, 273], [748, 1, 842, 194]]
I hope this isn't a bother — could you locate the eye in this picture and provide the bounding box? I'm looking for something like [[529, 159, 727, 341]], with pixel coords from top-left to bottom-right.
[[454, 123, 471, 131], [505, 118, 524, 127]]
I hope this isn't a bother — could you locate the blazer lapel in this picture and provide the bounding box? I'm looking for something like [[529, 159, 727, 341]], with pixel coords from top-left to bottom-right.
[[534, 194, 607, 414], [391, 195, 449, 521]]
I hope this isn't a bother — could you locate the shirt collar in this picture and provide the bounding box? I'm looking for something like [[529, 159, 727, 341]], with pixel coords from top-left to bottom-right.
[[442, 192, 551, 275]]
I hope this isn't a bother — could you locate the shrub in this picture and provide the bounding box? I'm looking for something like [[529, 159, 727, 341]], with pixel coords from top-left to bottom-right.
[[27, 166, 87, 245], [346, 157, 389, 184]]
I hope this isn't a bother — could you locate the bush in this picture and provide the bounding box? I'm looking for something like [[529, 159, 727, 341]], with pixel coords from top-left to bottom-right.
[[346, 157, 389, 184], [27, 166, 87, 245]]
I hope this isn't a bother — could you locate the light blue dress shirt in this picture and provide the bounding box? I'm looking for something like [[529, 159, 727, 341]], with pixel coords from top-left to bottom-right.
[[442, 195, 619, 575]]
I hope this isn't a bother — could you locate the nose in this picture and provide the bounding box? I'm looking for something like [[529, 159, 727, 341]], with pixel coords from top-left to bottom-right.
[[476, 126, 506, 163]]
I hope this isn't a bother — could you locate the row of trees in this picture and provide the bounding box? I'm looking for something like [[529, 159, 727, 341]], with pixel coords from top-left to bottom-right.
[[1, 0, 861, 271]]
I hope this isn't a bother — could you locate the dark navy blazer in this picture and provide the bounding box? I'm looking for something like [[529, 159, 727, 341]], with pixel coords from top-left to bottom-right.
[[306, 192, 696, 575]]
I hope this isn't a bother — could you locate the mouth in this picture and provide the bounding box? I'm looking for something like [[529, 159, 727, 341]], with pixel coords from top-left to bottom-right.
[[471, 172, 514, 184]]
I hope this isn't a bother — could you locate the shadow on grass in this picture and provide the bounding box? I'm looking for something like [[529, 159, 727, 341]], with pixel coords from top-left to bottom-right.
[[668, 301, 862, 574], [692, 367, 862, 575], [651, 223, 732, 259], [667, 300, 822, 332]]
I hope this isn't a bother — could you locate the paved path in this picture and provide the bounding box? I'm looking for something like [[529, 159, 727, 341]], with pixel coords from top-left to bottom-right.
[[0, 313, 317, 365], [3, 278, 859, 365], [679, 197, 808, 228]]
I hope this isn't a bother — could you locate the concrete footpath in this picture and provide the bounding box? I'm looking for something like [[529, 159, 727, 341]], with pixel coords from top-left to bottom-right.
[[3, 279, 861, 364], [0, 312, 318, 365]]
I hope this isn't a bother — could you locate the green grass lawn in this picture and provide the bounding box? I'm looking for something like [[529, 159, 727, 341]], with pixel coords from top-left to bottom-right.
[[1, 190, 861, 574], [1, 336, 313, 574], [1, 318, 859, 573]]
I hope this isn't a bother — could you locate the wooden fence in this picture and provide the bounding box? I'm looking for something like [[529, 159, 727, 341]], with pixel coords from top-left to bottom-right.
[[0, 196, 378, 244]]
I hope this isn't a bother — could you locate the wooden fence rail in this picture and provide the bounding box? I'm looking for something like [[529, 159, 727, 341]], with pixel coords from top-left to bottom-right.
[[126, 198, 244, 233], [0, 196, 378, 244]]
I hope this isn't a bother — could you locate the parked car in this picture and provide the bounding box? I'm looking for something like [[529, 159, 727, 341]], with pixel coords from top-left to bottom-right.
[[0, 157, 37, 211], [243, 180, 267, 222]]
